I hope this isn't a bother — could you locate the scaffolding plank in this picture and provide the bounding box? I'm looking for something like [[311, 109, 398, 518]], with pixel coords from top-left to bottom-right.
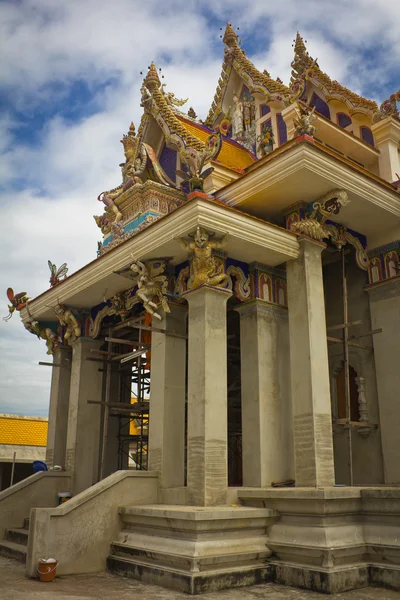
[[327, 336, 372, 350], [326, 320, 362, 331], [38, 362, 60, 367]]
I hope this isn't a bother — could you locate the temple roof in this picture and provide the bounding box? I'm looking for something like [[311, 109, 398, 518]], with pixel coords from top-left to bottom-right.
[[142, 63, 205, 151], [205, 23, 290, 126], [176, 115, 256, 172], [291, 33, 377, 113]]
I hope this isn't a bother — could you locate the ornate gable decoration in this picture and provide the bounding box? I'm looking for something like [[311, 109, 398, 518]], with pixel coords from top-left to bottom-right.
[[289, 33, 377, 115], [205, 23, 290, 127]]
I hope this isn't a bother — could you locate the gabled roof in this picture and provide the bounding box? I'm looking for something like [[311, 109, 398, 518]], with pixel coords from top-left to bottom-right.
[[205, 23, 290, 126], [291, 33, 377, 114], [142, 63, 205, 151]]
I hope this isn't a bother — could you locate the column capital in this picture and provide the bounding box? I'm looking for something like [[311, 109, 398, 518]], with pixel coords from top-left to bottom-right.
[[234, 299, 287, 320], [371, 116, 400, 144], [182, 284, 232, 302], [297, 235, 327, 252], [69, 337, 103, 346]]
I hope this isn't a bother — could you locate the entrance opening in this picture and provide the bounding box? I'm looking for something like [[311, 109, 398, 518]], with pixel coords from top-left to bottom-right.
[[227, 305, 242, 486]]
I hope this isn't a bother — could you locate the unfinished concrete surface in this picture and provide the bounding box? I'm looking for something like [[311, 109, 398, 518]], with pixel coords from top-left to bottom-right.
[[1, 556, 399, 600]]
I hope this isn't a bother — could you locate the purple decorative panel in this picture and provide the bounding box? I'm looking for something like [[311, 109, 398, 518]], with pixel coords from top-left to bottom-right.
[[159, 144, 177, 182], [337, 113, 352, 129], [260, 104, 271, 118], [277, 113, 287, 145], [360, 126, 374, 147], [310, 92, 330, 120]]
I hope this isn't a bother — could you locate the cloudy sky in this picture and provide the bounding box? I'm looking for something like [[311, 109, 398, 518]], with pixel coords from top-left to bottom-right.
[[0, 0, 398, 417]]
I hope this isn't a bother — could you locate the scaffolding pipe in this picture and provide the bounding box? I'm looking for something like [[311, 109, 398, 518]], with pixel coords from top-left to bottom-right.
[[99, 329, 112, 481]]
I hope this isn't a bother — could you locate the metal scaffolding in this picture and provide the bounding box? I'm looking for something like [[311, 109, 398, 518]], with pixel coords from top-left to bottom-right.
[[326, 248, 382, 486]]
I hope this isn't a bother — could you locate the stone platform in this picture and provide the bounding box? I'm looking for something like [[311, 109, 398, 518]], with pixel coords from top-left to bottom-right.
[[107, 504, 277, 594], [239, 487, 400, 594]]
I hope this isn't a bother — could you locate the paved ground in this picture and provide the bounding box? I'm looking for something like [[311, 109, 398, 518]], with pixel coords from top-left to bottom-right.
[[1, 557, 399, 600]]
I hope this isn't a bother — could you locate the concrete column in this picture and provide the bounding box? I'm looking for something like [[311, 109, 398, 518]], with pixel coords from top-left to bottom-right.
[[184, 285, 232, 506], [45, 348, 71, 468], [367, 278, 400, 484], [236, 301, 293, 487], [371, 118, 400, 183], [148, 303, 187, 489], [102, 370, 129, 478], [65, 338, 103, 494], [286, 238, 335, 487]]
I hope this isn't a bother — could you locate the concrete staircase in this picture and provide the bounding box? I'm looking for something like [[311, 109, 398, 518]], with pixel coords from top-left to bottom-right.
[[107, 504, 277, 595], [0, 517, 29, 563]]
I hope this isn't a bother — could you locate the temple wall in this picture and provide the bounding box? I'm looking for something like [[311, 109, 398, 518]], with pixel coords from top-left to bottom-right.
[[323, 255, 384, 485]]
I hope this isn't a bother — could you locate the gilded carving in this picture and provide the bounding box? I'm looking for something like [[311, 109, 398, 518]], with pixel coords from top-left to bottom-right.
[[51, 304, 81, 343], [373, 90, 400, 123], [226, 265, 251, 301], [294, 104, 317, 136], [129, 258, 170, 320], [175, 227, 229, 289], [89, 289, 137, 338]]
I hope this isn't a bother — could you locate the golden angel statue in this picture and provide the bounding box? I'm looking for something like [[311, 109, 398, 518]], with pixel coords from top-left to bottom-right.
[[175, 227, 229, 289], [51, 304, 81, 343], [129, 258, 170, 321]]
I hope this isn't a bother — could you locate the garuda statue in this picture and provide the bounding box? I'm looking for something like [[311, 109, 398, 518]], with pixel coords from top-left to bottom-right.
[[175, 227, 229, 289], [130, 258, 170, 321], [51, 304, 81, 343]]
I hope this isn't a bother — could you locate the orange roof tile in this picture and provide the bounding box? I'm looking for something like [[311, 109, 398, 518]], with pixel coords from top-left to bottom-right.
[[0, 416, 48, 447]]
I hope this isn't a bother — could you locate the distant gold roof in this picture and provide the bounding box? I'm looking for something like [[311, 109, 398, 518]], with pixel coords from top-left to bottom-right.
[[177, 115, 255, 172], [0, 415, 48, 447]]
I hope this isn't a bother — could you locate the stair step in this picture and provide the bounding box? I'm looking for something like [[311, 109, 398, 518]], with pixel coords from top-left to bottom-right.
[[23, 517, 30, 531], [5, 528, 29, 546], [0, 540, 27, 563]]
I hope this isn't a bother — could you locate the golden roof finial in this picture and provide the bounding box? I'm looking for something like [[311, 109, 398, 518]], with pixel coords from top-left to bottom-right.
[[294, 32, 310, 61], [291, 32, 314, 82], [144, 62, 161, 91], [223, 22, 238, 47]]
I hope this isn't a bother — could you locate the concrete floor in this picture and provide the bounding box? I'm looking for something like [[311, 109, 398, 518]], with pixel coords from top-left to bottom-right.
[[1, 557, 399, 600]]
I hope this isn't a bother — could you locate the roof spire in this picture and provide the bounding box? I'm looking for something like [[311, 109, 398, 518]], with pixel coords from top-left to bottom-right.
[[223, 22, 239, 47], [144, 62, 161, 91], [291, 32, 315, 83], [294, 32, 310, 61]]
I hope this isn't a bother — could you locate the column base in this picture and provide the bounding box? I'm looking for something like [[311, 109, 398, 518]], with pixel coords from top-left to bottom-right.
[[270, 562, 369, 594], [107, 504, 276, 594], [107, 558, 271, 595]]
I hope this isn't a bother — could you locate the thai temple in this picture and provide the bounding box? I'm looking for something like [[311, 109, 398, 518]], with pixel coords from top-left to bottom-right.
[[2, 23, 400, 595]]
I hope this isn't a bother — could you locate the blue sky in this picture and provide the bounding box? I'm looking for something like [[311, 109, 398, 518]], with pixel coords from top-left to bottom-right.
[[0, 0, 399, 416]]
